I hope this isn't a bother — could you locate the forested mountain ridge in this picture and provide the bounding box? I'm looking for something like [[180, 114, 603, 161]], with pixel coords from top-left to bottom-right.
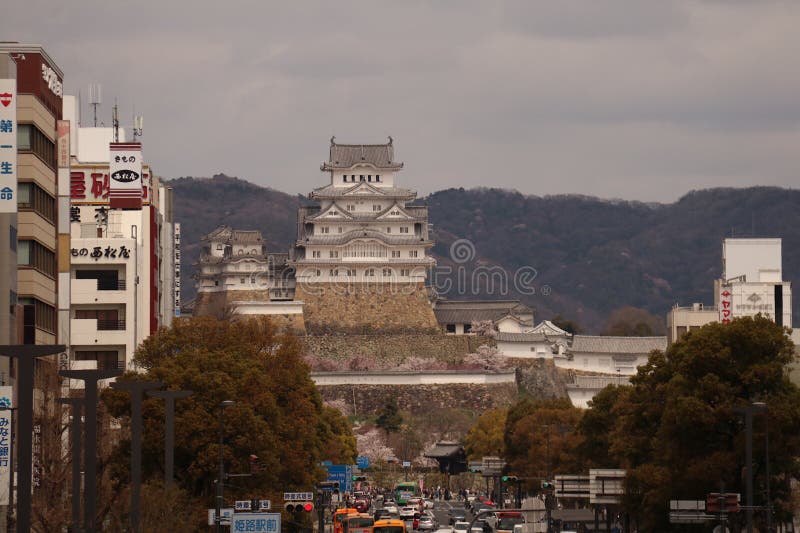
[[170, 174, 800, 332]]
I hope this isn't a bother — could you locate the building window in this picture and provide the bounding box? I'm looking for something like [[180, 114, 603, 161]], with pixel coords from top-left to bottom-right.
[[338, 227, 343, 233], [9, 225, 16, 252], [464, 324, 472, 333], [382, 268, 392, 276], [409, 250, 418, 258], [346, 204, 355, 211], [312, 251, 321, 258], [17, 182, 55, 223], [239, 278, 245, 284], [346, 269, 356, 277], [365, 268, 375, 277], [315, 269, 321, 276], [330, 210, 337, 215], [17, 124, 56, 169], [330, 269, 339, 276], [360, 175, 365, 181], [368, 175, 372, 182], [19, 298, 56, 334], [373, 204, 382, 211], [401, 268, 410, 276], [446, 324, 456, 333], [342, 176, 347, 183], [391, 251, 400, 258], [320, 226, 330, 234], [387, 227, 391, 233], [74, 350, 121, 371], [400, 227, 409, 233], [329, 250, 339, 258], [375, 175, 381, 182], [17, 240, 55, 277], [214, 280, 219, 286]]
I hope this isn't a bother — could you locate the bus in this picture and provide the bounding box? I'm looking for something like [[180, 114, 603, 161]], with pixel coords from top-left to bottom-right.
[[373, 518, 406, 533], [334, 508, 359, 533], [344, 513, 374, 533], [393, 482, 420, 506]]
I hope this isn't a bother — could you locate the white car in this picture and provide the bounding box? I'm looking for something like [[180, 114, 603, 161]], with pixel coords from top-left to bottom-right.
[[383, 505, 399, 515], [399, 506, 417, 519], [453, 521, 470, 533]]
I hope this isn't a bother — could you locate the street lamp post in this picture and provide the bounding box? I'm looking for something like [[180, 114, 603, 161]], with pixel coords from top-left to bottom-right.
[[215, 400, 234, 533], [734, 402, 768, 533]]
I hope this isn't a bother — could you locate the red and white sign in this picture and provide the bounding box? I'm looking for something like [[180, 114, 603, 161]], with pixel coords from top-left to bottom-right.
[[719, 285, 733, 324], [109, 142, 143, 208], [0, 79, 16, 214], [57, 120, 70, 168]]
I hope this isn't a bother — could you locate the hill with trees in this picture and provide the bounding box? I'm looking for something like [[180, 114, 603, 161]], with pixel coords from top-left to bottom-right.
[[170, 175, 800, 332]]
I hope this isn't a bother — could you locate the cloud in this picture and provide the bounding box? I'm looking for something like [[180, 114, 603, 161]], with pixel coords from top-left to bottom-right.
[[2, 0, 798, 201]]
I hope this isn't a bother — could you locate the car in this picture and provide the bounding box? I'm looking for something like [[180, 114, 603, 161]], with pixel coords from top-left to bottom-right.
[[470, 520, 492, 533], [448, 509, 467, 525], [383, 505, 399, 515], [418, 515, 437, 531], [453, 522, 470, 533], [399, 506, 417, 519]]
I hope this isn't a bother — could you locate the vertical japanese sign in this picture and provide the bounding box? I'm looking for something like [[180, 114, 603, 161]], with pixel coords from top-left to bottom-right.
[[719, 284, 733, 324], [0, 386, 13, 505], [57, 120, 70, 168], [174, 223, 181, 316], [109, 142, 142, 208], [0, 79, 17, 213]]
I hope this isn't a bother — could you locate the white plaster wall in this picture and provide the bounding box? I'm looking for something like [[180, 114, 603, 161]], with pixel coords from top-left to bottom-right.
[[310, 371, 516, 386], [723, 238, 782, 282], [332, 167, 396, 188], [496, 340, 552, 358]]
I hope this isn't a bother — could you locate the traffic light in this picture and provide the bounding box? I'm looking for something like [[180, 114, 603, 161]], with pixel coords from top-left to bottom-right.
[[352, 475, 367, 482], [318, 481, 340, 494], [285, 501, 314, 513], [541, 481, 553, 490], [502, 476, 518, 483]]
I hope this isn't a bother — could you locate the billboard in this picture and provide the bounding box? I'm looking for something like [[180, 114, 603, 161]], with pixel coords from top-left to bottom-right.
[[0, 386, 13, 505], [0, 79, 17, 213], [109, 142, 142, 208]]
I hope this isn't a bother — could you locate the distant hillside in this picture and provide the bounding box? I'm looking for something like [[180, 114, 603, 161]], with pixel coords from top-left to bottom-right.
[[169, 175, 800, 332]]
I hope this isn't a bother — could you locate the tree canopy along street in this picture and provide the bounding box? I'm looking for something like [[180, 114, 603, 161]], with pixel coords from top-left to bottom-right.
[[101, 316, 356, 531]]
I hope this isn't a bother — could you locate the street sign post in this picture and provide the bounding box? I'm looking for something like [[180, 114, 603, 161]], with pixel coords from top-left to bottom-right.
[[207, 508, 234, 526], [235, 500, 252, 511], [326, 465, 353, 494], [230, 512, 281, 532]]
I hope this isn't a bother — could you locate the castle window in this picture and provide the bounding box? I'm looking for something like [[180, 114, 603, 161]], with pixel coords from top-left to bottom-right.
[[365, 268, 375, 277], [368, 175, 372, 182], [401, 268, 410, 276], [400, 227, 409, 233], [346, 204, 355, 211], [342, 176, 347, 183], [446, 324, 456, 333], [360, 175, 365, 181], [330, 269, 339, 276], [329, 251, 339, 258], [382, 268, 392, 277], [330, 210, 337, 215], [376, 175, 381, 182], [320, 226, 330, 234], [373, 204, 382, 211], [409, 250, 418, 258], [338, 227, 343, 233], [346, 269, 356, 277], [214, 280, 219, 286], [315, 270, 321, 276], [387, 227, 391, 233], [240, 278, 245, 284], [312, 251, 321, 258], [391, 251, 400, 258]]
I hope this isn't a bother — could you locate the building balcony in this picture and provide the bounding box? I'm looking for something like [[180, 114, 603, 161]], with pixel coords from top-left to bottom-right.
[[70, 318, 130, 346], [71, 278, 130, 304]]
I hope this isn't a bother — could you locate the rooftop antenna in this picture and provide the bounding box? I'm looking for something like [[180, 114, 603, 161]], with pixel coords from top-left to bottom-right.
[[112, 100, 119, 143], [88, 83, 102, 127]]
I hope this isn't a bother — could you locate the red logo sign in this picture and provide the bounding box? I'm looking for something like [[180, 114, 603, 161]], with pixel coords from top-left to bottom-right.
[[0, 92, 11, 107]]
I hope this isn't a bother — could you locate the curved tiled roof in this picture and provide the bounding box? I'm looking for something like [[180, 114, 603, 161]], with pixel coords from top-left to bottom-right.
[[433, 300, 533, 325], [321, 138, 404, 170], [300, 228, 432, 246], [570, 336, 667, 354], [495, 332, 548, 342], [310, 183, 416, 200]]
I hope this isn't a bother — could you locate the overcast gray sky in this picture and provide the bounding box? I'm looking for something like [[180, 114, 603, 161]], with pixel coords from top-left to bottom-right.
[[4, 0, 799, 201]]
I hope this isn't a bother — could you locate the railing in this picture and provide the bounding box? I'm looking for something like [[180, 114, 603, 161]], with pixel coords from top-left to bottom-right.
[[97, 319, 126, 331], [97, 279, 126, 291]]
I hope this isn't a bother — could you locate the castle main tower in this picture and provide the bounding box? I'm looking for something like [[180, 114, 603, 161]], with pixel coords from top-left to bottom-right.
[[291, 138, 438, 333]]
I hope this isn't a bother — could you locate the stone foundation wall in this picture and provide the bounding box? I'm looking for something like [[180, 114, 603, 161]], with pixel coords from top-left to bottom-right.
[[302, 334, 489, 364], [294, 282, 439, 334], [194, 290, 306, 334], [317, 382, 518, 417]]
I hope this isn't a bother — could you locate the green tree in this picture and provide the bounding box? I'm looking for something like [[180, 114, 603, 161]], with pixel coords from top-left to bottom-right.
[[606, 316, 800, 531], [574, 384, 628, 468], [376, 398, 403, 435], [464, 408, 507, 461], [102, 316, 355, 529], [504, 398, 583, 481], [550, 314, 582, 335]]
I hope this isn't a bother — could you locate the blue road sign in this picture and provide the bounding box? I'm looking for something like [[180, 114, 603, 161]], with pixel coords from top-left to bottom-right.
[[356, 456, 370, 470], [231, 512, 280, 533], [326, 464, 353, 494]]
